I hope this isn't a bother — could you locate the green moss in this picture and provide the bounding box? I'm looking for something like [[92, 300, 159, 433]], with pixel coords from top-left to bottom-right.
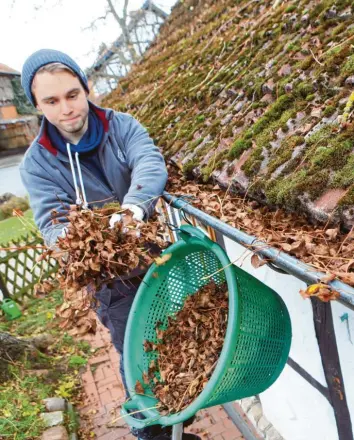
[[228, 138, 252, 160], [167, 64, 178, 74], [242, 146, 264, 177], [248, 95, 294, 137], [306, 94, 316, 102], [294, 81, 314, 99], [323, 44, 351, 73], [297, 56, 313, 71], [338, 185, 354, 206], [285, 5, 297, 13], [252, 108, 296, 151], [201, 152, 225, 181], [208, 118, 224, 136], [332, 155, 354, 188], [341, 54, 354, 76], [267, 136, 305, 175], [308, 135, 353, 176], [265, 170, 305, 206], [245, 78, 264, 100], [306, 125, 333, 146], [331, 23, 346, 37], [323, 105, 336, 117], [182, 159, 197, 177], [186, 137, 204, 153], [265, 168, 329, 207], [286, 42, 301, 53]]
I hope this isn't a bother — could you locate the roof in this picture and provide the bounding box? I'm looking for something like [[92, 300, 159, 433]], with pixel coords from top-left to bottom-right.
[[0, 63, 20, 76], [102, 0, 354, 229]]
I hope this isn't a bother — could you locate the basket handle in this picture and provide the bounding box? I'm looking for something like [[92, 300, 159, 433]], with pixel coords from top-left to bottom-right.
[[120, 399, 160, 428], [178, 225, 216, 249]]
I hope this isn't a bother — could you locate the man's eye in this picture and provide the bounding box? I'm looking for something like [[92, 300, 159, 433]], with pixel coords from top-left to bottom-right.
[[69, 94, 77, 99]]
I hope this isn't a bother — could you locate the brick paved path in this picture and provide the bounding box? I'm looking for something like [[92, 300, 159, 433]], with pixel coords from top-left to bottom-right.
[[78, 320, 256, 440]]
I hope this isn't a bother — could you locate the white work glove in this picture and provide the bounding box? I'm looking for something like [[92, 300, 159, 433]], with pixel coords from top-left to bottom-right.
[[109, 204, 145, 229], [60, 226, 68, 238]]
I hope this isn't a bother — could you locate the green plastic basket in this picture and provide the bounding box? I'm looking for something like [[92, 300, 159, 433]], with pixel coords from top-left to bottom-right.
[[121, 225, 291, 428]]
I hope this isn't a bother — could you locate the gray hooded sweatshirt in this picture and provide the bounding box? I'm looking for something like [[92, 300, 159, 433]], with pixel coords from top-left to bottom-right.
[[20, 102, 168, 247]]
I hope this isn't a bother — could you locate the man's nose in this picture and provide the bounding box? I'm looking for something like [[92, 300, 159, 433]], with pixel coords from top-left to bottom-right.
[[61, 100, 73, 115]]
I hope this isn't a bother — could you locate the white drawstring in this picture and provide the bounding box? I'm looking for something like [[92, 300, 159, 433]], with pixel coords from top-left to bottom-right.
[[66, 143, 82, 206], [75, 152, 88, 209], [67, 143, 88, 209]]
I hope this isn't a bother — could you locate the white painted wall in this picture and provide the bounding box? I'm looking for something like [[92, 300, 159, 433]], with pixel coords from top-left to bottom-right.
[[223, 237, 339, 440], [331, 301, 354, 421]]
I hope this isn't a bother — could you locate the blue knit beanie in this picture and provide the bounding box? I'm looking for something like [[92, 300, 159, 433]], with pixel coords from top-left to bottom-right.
[[21, 49, 89, 106]]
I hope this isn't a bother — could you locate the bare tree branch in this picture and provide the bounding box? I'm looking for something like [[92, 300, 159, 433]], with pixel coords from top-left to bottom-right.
[[106, 0, 138, 61], [82, 10, 110, 32]]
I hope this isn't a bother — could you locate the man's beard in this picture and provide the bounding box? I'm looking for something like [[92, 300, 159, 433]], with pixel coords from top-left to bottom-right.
[[61, 114, 87, 134]]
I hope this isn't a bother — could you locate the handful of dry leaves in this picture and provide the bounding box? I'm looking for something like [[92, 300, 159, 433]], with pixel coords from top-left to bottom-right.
[[137, 281, 228, 414], [38, 204, 166, 335]]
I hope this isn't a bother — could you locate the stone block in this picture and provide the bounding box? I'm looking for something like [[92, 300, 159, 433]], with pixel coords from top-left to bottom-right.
[[240, 396, 257, 412], [40, 411, 64, 427], [266, 426, 284, 440], [247, 402, 263, 425], [43, 397, 67, 412], [258, 415, 271, 432], [41, 426, 69, 440]]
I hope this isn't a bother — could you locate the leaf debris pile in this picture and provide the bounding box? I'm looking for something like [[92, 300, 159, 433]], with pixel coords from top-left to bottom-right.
[[38, 205, 166, 335], [138, 281, 228, 413], [166, 166, 354, 295]]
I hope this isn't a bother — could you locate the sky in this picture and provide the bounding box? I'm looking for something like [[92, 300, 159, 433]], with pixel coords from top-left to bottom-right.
[[0, 0, 177, 73]]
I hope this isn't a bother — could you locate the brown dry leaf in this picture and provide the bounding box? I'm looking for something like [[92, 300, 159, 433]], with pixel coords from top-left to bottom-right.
[[144, 340, 153, 352], [143, 372, 150, 385], [320, 273, 336, 284], [155, 253, 172, 266], [251, 254, 266, 269], [345, 260, 354, 272], [333, 272, 354, 287], [34, 279, 56, 297], [325, 228, 338, 240], [299, 284, 340, 302], [135, 380, 145, 394]]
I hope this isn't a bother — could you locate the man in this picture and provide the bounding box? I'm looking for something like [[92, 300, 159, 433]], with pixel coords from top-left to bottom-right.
[[20, 49, 198, 440]]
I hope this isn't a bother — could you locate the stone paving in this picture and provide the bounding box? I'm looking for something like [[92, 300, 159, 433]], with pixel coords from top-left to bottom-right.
[[78, 320, 259, 440]]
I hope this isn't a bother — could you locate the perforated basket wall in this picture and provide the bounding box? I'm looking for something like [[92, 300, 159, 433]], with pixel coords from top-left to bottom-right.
[[123, 230, 291, 426], [204, 265, 291, 407], [138, 247, 290, 407]]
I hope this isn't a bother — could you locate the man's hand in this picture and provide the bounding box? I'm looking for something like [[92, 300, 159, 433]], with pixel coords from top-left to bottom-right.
[[109, 204, 144, 229]]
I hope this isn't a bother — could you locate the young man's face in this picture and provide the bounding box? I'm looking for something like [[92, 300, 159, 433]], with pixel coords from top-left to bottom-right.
[[33, 70, 89, 135]]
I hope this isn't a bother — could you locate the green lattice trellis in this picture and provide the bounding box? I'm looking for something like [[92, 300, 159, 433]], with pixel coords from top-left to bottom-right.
[[0, 233, 57, 301]]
